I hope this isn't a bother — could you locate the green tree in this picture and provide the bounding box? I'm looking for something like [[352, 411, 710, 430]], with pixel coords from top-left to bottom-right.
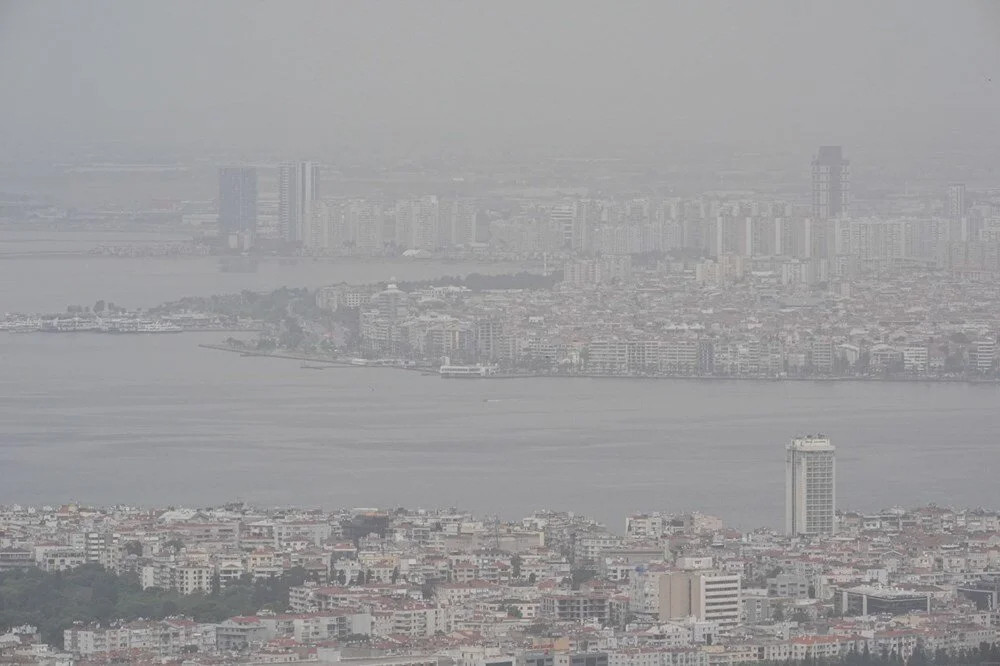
[[908, 646, 929, 666], [570, 568, 596, 590], [511, 554, 522, 579], [0, 564, 308, 647]]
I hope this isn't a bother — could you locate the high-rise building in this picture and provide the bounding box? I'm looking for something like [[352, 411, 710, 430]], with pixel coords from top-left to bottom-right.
[[970, 339, 996, 374], [218, 167, 257, 235], [786, 435, 836, 536], [347, 200, 383, 253], [947, 183, 967, 221], [811, 146, 850, 220], [475, 314, 507, 362], [550, 202, 576, 249], [436, 199, 477, 248], [278, 161, 320, 244], [394, 196, 439, 250], [658, 568, 741, 628], [306, 200, 331, 250], [947, 183, 969, 242]]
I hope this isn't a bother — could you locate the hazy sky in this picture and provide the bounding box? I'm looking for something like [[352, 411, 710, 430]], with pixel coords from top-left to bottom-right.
[[2, 1, 999, 159]]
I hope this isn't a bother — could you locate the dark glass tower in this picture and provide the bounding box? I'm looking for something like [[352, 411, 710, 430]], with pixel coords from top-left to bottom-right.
[[811, 146, 850, 219], [218, 167, 258, 235]]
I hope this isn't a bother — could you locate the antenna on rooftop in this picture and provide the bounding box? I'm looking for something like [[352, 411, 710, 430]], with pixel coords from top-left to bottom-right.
[[485, 514, 501, 550]]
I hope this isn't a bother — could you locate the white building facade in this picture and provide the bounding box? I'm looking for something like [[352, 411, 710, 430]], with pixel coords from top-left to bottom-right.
[[785, 435, 836, 536]]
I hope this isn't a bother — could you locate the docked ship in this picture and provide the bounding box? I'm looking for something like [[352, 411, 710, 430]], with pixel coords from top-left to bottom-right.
[[40, 317, 100, 333], [102, 318, 183, 333], [135, 320, 183, 333], [0, 317, 42, 333], [439, 364, 499, 378]]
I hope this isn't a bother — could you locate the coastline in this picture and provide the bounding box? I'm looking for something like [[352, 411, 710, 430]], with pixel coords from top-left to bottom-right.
[[199, 343, 1000, 385]]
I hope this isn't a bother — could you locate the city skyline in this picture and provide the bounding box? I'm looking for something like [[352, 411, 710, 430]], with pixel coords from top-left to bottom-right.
[[0, 3, 998, 663], [4, 500, 1000, 663], [173, 146, 1000, 266]]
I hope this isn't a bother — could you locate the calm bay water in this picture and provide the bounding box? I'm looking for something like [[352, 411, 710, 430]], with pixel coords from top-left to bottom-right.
[[1, 332, 997, 529], [0, 230, 524, 313]]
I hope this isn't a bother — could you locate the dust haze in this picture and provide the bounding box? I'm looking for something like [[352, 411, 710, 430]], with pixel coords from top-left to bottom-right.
[[2, 1, 999, 159]]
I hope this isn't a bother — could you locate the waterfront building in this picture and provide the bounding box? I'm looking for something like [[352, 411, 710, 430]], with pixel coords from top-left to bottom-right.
[[970, 339, 996, 373], [218, 166, 257, 236], [395, 196, 440, 251], [346, 199, 384, 253], [785, 435, 836, 536], [440, 199, 478, 247], [278, 161, 320, 245]]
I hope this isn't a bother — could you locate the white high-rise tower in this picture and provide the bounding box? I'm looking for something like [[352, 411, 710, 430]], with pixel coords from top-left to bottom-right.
[[278, 161, 320, 245], [785, 435, 836, 536]]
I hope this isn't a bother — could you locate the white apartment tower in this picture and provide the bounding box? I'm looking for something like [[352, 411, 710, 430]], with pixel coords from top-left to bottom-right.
[[550, 202, 576, 249], [785, 435, 836, 536], [278, 161, 320, 245], [395, 196, 439, 250], [348, 200, 383, 252]]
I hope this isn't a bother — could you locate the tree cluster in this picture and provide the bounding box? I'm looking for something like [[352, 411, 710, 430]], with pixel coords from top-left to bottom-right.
[[0, 564, 306, 648]]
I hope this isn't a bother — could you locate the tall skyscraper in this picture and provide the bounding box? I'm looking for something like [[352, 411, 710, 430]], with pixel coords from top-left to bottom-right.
[[811, 146, 850, 220], [218, 167, 257, 235], [947, 183, 966, 221], [550, 202, 576, 249], [947, 183, 968, 242], [278, 161, 320, 244], [785, 435, 836, 536]]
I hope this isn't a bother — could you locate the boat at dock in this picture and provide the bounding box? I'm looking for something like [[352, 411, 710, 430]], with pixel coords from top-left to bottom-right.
[[103, 319, 183, 333], [39, 317, 100, 333], [439, 364, 499, 378]]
